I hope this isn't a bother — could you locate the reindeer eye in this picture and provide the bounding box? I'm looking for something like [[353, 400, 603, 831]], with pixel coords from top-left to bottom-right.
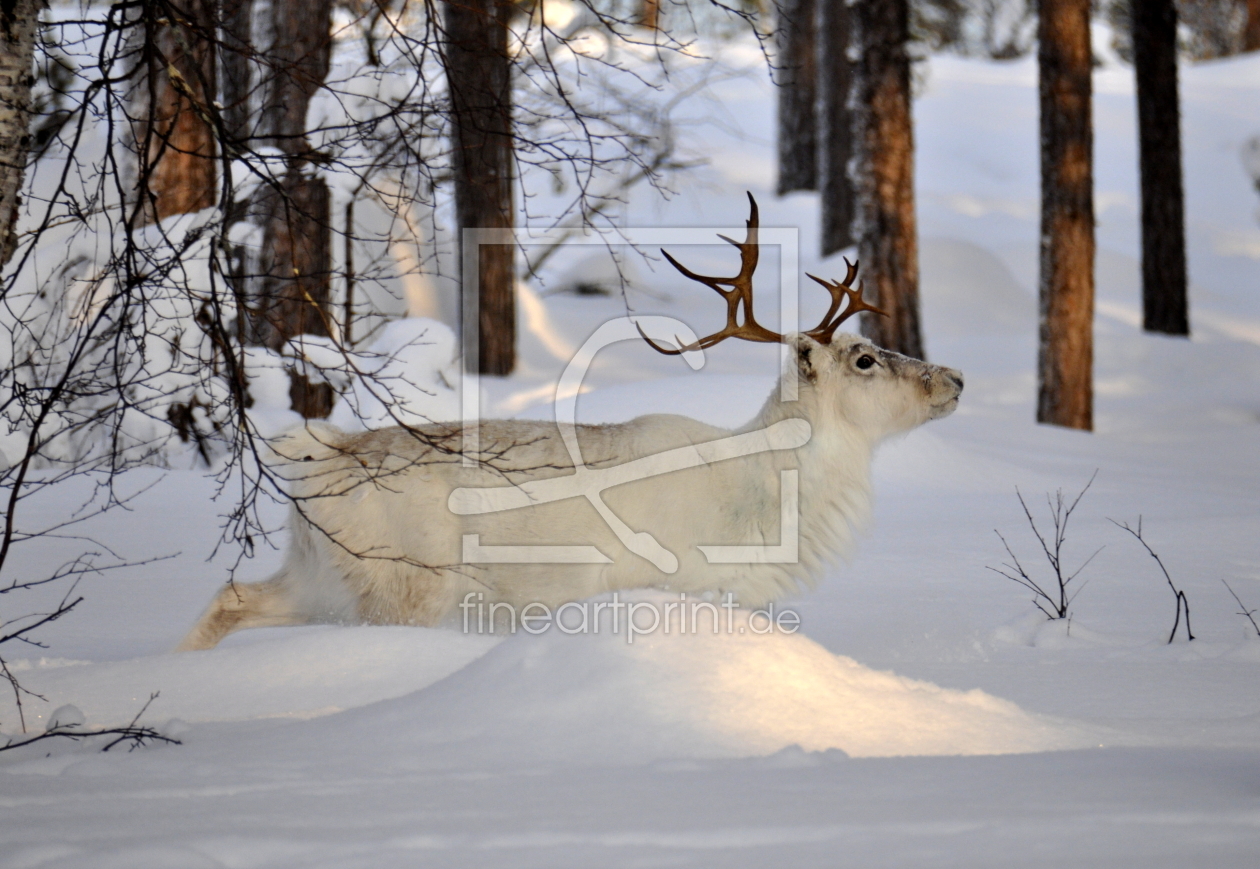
[[855, 354, 876, 370]]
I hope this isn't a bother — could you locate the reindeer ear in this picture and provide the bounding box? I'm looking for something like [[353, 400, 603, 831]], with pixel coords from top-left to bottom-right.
[[791, 334, 821, 382]]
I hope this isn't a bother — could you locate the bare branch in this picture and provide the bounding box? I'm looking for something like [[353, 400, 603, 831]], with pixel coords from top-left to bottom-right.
[[1110, 517, 1194, 643], [1221, 579, 1260, 637], [989, 474, 1098, 620]]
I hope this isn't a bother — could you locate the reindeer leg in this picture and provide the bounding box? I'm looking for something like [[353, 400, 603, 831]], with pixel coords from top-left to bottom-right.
[[176, 575, 307, 651]]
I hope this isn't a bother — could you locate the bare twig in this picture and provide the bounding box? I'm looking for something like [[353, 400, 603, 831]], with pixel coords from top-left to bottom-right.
[[988, 472, 1100, 619], [1221, 579, 1260, 637], [1, 693, 180, 754], [1110, 517, 1194, 643]]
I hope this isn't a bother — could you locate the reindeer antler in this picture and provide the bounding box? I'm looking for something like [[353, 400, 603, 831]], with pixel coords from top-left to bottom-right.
[[639, 193, 886, 356], [801, 263, 887, 344], [638, 192, 782, 355]]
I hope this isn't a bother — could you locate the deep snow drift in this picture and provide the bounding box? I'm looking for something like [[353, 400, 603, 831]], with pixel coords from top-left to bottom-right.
[[3, 35, 1260, 869]]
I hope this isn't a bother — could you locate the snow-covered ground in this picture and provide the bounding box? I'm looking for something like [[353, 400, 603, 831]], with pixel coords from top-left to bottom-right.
[[4, 39, 1260, 869]]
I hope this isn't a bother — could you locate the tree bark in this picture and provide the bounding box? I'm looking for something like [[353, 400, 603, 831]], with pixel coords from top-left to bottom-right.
[[218, 0, 253, 353], [0, 0, 39, 267], [219, 0, 253, 151], [445, 0, 516, 376], [254, 0, 335, 417], [1133, 0, 1188, 336], [819, 0, 855, 255], [851, 0, 924, 359], [1037, 0, 1094, 431], [136, 0, 218, 224], [1248, 0, 1260, 53], [776, 0, 819, 194], [639, 0, 660, 30]]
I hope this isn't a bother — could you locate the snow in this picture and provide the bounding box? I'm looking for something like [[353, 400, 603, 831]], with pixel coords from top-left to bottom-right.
[[325, 318, 461, 430], [4, 33, 1260, 869]]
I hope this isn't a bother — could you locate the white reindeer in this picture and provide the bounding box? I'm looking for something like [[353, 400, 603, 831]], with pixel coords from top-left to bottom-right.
[[178, 197, 962, 651]]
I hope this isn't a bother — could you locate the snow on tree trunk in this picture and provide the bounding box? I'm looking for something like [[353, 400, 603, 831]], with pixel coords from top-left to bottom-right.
[[1133, 0, 1189, 336], [819, 0, 855, 256], [851, 0, 924, 360], [255, 0, 335, 418], [776, 0, 819, 194], [445, 0, 516, 376], [1037, 0, 1094, 431], [135, 0, 218, 224], [0, 0, 39, 267]]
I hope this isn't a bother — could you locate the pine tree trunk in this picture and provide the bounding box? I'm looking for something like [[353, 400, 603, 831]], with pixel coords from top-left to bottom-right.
[[1133, 0, 1188, 336], [136, 0, 218, 224], [219, 0, 253, 151], [218, 0, 253, 351], [639, 0, 660, 30], [445, 0, 516, 376], [776, 0, 819, 194], [255, 0, 335, 418], [1246, 0, 1260, 52], [1037, 0, 1094, 430], [851, 0, 924, 359], [819, 0, 855, 255], [0, 0, 39, 267]]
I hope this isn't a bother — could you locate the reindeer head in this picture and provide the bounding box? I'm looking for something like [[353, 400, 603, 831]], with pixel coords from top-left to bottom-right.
[[640, 193, 963, 442], [786, 332, 963, 441]]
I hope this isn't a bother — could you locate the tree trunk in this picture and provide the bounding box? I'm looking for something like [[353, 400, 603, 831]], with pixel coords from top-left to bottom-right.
[[0, 0, 39, 267], [219, 0, 253, 151], [776, 0, 819, 194], [1248, 0, 1260, 52], [1037, 0, 1094, 431], [851, 0, 924, 359], [639, 0, 660, 30], [137, 0, 218, 224], [259, 169, 334, 417], [218, 0, 254, 352], [1133, 0, 1188, 336], [445, 0, 516, 376], [255, 0, 335, 417], [819, 0, 855, 255]]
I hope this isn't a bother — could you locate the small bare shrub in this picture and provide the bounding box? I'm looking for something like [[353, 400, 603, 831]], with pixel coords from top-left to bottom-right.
[[988, 472, 1101, 620]]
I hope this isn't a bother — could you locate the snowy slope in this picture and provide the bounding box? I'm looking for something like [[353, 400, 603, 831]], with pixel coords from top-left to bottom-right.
[[3, 37, 1260, 869]]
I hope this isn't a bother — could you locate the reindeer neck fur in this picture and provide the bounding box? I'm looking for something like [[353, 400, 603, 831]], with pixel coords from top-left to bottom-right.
[[727, 364, 877, 593]]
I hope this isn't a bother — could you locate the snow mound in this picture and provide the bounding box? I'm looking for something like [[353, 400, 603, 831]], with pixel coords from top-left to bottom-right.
[[7, 627, 500, 731], [919, 238, 1034, 337], [337, 592, 1096, 765]]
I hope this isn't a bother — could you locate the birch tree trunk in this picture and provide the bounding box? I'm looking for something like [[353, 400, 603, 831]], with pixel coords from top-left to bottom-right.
[[1133, 0, 1188, 336], [256, 0, 335, 417], [776, 0, 819, 194], [1037, 0, 1094, 430], [851, 0, 924, 359], [0, 0, 40, 267], [819, 0, 855, 255], [136, 0, 218, 224], [445, 0, 516, 376]]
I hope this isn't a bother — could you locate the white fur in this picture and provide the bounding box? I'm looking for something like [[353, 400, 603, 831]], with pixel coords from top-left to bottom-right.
[[177, 333, 963, 650]]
